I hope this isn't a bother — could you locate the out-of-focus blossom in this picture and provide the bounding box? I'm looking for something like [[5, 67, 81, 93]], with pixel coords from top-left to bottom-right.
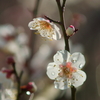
[[0, 72, 14, 100], [71, 13, 87, 27], [16, 33, 28, 45], [66, 25, 78, 36], [0, 24, 15, 37], [0, 24, 16, 48], [3, 89, 17, 100], [0, 72, 12, 89], [7, 57, 15, 65], [31, 44, 52, 68], [0, 24, 30, 64], [47, 50, 86, 90], [20, 82, 37, 94], [29, 93, 34, 100], [3, 41, 30, 63], [2, 69, 14, 78], [28, 17, 61, 40]]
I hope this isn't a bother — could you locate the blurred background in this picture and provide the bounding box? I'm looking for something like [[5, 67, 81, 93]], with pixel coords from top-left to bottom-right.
[[0, 0, 100, 100]]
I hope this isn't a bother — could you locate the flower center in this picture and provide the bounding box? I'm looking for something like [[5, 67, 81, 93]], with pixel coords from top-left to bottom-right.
[[59, 62, 76, 78], [39, 21, 52, 30]]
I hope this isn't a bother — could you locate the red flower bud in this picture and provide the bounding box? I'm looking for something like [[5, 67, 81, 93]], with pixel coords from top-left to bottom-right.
[[2, 69, 14, 78], [20, 82, 37, 93], [66, 25, 78, 36], [7, 57, 15, 64]]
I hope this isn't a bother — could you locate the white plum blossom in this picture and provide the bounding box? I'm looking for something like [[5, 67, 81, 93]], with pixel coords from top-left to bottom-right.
[[3, 89, 17, 100], [46, 50, 86, 90], [0, 24, 15, 37], [28, 17, 61, 40]]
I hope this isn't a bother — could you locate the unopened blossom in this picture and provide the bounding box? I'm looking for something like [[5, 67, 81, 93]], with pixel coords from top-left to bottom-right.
[[4, 89, 17, 100], [0, 72, 12, 88], [7, 57, 15, 65], [66, 25, 78, 36], [28, 17, 61, 40], [20, 82, 37, 94], [47, 50, 86, 90], [2, 69, 14, 78]]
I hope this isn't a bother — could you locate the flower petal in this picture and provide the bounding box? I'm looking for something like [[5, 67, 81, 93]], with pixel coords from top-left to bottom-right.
[[60, 50, 70, 62], [35, 17, 45, 21], [53, 50, 70, 65], [71, 70, 86, 87], [28, 21, 40, 30], [39, 30, 47, 37], [46, 67, 60, 80], [70, 52, 85, 69], [54, 77, 68, 90], [51, 23, 61, 40], [47, 62, 59, 70]]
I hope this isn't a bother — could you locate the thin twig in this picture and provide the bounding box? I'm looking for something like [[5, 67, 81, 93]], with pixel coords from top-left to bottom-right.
[[56, 1, 76, 100], [62, 0, 67, 9], [71, 86, 76, 100], [56, 0, 69, 51], [12, 63, 21, 100], [44, 15, 61, 24], [19, 70, 23, 80]]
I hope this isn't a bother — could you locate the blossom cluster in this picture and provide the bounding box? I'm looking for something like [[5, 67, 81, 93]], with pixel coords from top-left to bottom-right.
[[0, 24, 30, 64], [0, 12, 87, 100], [0, 25, 35, 100], [28, 17, 86, 90]]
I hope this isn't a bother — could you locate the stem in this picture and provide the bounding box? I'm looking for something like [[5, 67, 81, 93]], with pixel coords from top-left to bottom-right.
[[62, 0, 66, 9], [71, 86, 76, 100], [56, 0, 69, 51], [44, 15, 61, 24], [12, 63, 22, 100], [56, 1, 76, 100]]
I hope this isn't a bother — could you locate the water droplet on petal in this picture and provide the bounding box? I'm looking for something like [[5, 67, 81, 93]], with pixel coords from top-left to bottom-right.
[[51, 72, 55, 76], [55, 83, 59, 88], [79, 64, 83, 69]]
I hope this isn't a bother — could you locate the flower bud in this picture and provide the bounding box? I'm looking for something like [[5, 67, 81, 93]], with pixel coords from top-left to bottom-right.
[[66, 25, 78, 36], [2, 69, 14, 78], [20, 82, 37, 93], [7, 57, 15, 65]]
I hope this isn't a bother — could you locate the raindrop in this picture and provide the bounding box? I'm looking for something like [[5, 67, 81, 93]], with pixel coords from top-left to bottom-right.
[[55, 83, 59, 88], [79, 64, 83, 69], [51, 72, 55, 76]]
